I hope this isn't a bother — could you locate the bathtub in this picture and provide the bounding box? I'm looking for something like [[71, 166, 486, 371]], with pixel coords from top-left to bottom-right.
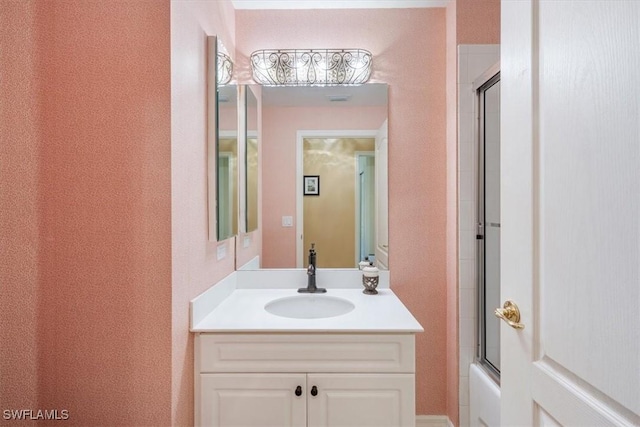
[[469, 363, 501, 426]]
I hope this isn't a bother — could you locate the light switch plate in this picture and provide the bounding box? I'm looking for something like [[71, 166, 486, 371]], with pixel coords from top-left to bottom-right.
[[282, 216, 293, 227], [216, 244, 226, 260], [243, 236, 251, 248]]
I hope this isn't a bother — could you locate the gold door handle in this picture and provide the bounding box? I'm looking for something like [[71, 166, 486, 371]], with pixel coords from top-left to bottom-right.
[[495, 300, 525, 330]]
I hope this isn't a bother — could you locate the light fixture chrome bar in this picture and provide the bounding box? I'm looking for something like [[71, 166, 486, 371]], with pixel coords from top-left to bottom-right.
[[250, 49, 372, 86]]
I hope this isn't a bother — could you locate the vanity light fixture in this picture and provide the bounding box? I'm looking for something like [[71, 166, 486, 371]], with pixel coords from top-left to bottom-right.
[[217, 52, 233, 86], [250, 49, 372, 86]]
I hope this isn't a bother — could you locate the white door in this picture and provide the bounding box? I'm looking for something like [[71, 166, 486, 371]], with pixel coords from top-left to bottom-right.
[[307, 374, 414, 427], [375, 120, 389, 268], [200, 373, 306, 427], [501, 1, 639, 425]]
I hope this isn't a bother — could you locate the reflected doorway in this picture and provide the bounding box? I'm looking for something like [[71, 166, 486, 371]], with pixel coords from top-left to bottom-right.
[[357, 153, 375, 265], [301, 137, 375, 268]]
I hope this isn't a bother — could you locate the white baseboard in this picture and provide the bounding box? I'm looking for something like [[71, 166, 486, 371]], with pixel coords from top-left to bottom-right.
[[416, 415, 453, 427]]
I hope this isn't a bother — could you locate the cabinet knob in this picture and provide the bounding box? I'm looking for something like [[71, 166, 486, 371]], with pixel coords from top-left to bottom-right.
[[310, 385, 318, 396], [295, 385, 302, 397]]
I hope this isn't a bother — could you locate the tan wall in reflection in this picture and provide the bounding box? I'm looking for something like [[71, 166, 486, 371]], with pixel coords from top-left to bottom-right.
[[247, 138, 258, 231], [219, 138, 238, 234], [303, 138, 374, 268]]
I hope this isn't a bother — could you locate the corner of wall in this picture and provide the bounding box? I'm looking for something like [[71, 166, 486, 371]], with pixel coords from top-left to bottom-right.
[[445, 1, 460, 425], [170, 1, 238, 425]]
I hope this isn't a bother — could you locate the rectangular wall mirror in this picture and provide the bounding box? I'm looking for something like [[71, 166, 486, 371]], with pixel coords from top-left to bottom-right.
[[241, 83, 388, 270], [207, 36, 239, 242]]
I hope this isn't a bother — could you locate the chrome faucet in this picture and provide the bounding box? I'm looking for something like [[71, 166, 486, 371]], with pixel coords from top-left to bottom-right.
[[298, 243, 326, 293]]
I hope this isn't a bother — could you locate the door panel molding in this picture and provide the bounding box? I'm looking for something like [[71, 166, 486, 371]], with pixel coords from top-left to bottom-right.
[[532, 361, 637, 426]]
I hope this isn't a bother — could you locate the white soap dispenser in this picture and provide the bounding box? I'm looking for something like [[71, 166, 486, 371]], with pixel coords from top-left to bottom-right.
[[362, 262, 379, 295]]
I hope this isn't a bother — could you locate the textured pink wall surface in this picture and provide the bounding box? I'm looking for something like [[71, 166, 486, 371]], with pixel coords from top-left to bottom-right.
[[171, 1, 237, 425], [37, 2, 172, 424], [457, 0, 501, 44], [261, 105, 386, 268], [446, 1, 460, 424], [237, 8, 448, 414], [0, 1, 172, 425], [0, 2, 40, 418]]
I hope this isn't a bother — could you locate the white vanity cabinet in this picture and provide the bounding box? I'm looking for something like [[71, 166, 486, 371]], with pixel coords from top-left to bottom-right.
[[200, 373, 306, 426], [307, 373, 415, 427], [195, 333, 417, 427]]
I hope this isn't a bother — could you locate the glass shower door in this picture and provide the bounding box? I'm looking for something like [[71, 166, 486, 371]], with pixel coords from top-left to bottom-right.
[[477, 73, 501, 377]]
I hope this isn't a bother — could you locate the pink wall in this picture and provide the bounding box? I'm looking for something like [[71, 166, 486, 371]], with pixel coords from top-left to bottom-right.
[[261, 105, 386, 268], [0, 1, 40, 417], [38, 2, 172, 424], [171, 1, 238, 425], [456, 0, 501, 45], [237, 8, 448, 415], [2, 1, 173, 425], [219, 104, 239, 131]]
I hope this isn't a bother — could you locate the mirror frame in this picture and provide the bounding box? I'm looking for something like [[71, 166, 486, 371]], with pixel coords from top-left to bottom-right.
[[206, 35, 217, 242]]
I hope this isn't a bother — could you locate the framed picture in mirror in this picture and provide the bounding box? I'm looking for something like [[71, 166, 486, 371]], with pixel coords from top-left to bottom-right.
[[303, 175, 320, 196]]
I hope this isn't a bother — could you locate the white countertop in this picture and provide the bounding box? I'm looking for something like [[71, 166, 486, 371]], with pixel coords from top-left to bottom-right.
[[192, 288, 423, 333]]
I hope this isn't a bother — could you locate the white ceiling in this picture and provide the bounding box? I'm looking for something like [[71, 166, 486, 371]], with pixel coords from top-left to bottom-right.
[[231, 0, 447, 10]]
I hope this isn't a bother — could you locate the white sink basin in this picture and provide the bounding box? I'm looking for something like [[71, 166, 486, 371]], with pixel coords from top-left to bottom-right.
[[264, 295, 355, 319]]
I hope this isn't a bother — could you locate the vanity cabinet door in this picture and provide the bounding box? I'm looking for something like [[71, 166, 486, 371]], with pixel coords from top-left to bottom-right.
[[200, 373, 307, 427], [307, 373, 415, 427]]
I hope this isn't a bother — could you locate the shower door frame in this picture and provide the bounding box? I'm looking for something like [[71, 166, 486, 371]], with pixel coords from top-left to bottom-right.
[[473, 62, 501, 383]]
